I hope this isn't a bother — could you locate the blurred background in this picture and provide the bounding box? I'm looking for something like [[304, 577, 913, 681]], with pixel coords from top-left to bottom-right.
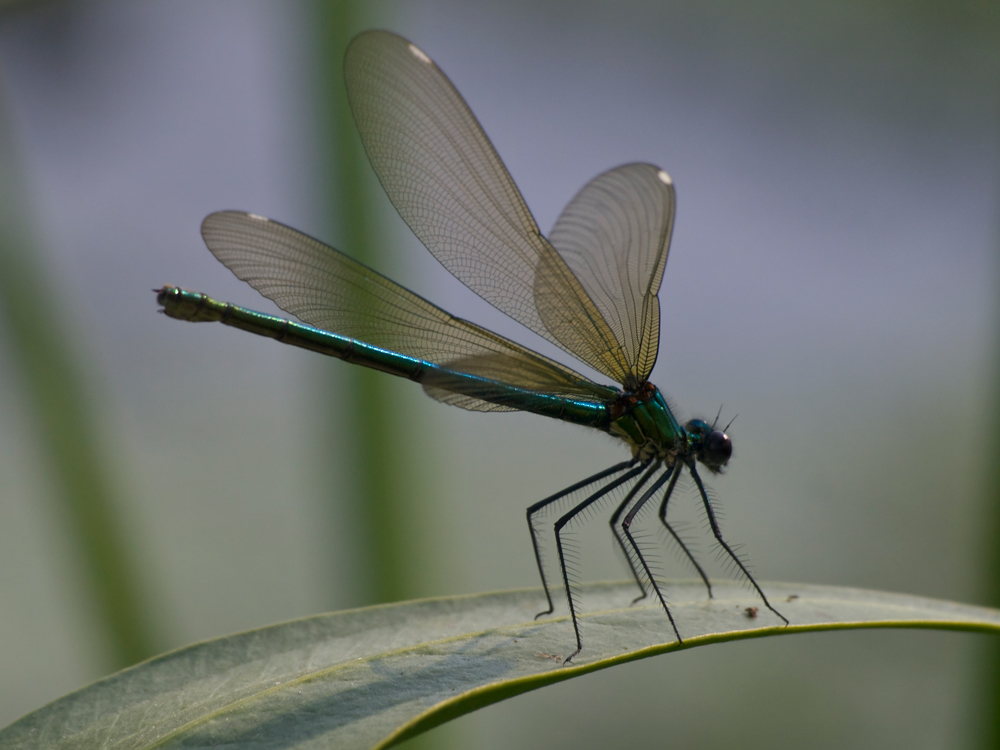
[[0, 1, 996, 748]]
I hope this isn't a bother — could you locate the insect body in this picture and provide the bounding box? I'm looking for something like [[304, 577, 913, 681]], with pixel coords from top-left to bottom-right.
[[158, 30, 786, 662]]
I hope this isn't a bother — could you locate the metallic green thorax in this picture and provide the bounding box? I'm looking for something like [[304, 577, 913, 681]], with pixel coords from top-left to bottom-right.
[[607, 382, 685, 460]]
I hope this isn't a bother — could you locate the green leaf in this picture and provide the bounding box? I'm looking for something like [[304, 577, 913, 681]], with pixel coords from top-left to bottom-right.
[[3, 581, 998, 750]]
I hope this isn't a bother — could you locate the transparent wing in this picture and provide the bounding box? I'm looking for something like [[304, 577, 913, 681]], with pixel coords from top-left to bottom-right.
[[547, 164, 675, 383], [201, 211, 616, 411], [344, 30, 643, 384]]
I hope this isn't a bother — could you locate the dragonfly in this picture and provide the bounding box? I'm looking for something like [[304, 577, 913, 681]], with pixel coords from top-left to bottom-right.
[[157, 29, 787, 662]]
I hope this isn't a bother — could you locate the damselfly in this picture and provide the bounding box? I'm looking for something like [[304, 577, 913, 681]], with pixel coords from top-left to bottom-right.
[[157, 30, 787, 662]]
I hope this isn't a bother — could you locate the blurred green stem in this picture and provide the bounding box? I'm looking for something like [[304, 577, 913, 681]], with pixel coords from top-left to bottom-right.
[[985, 360, 1000, 747], [314, 1, 412, 604], [983, 83, 1000, 750], [0, 81, 157, 669], [312, 8, 445, 748]]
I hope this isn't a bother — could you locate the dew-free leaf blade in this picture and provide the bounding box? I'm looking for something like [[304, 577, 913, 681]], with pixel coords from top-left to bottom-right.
[[3, 581, 998, 750]]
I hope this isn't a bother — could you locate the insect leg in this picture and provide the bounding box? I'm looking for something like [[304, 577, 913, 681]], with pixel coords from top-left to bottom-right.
[[621, 466, 683, 643], [553, 462, 650, 662], [686, 459, 789, 625], [609, 461, 663, 603], [657, 465, 713, 597], [527, 459, 637, 617]]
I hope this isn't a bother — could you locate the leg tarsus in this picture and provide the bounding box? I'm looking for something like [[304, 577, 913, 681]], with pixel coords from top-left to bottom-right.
[[563, 645, 582, 665], [686, 459, 787, 625]]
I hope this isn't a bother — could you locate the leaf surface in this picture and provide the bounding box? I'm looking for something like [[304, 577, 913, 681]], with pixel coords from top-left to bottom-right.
[[3, 581, 998, 750]]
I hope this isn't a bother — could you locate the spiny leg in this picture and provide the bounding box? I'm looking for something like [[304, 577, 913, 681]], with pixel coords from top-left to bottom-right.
[[657, 464, 713, 597], [621, 467, 683, 643], [609, 460, 663, 603], [686, 459, 789, 626], [526, 459, 637, 617], [554, 462, 651, 662]]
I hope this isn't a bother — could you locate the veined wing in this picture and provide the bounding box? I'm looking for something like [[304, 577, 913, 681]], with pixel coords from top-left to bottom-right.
[[201, 211, 617, 411], [343, 30, 640, 385], [547, 164, 675, 384]]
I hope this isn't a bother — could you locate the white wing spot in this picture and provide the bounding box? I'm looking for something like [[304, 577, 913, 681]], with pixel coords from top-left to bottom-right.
[[247, 213, 268, 222], [408, 44, 432, 64], [657, 170, 672, 185]]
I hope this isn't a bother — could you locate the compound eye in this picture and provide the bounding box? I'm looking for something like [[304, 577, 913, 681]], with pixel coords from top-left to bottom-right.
[[705, 430, 732, 467]]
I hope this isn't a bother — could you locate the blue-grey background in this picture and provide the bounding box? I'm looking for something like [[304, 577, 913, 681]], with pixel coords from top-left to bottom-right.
[[0, 1, 995, 747]]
